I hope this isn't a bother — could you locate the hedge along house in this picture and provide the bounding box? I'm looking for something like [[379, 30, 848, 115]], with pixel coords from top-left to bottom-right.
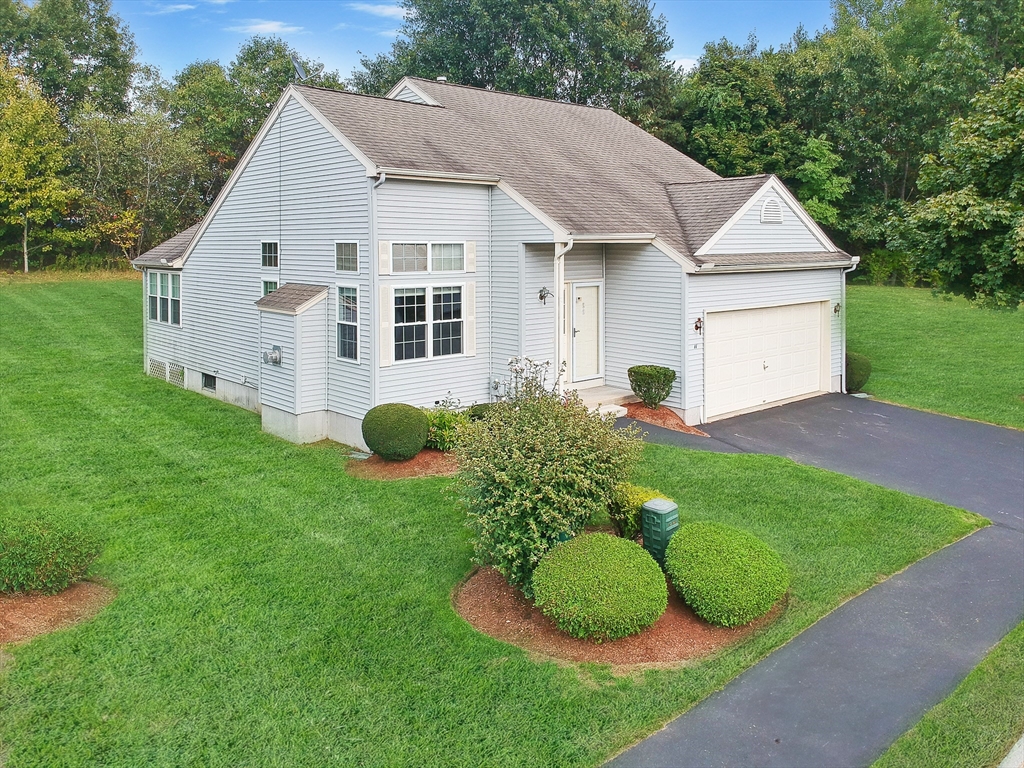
[[133, 77, 857, 450]]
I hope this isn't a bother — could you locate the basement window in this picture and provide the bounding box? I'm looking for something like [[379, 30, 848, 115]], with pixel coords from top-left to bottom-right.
[[202, 373, 216, 391]]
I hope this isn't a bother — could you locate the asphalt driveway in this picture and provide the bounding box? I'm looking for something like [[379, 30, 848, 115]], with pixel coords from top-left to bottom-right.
[[628, 393, 1024, 529], [610, 394, 1024, 767]]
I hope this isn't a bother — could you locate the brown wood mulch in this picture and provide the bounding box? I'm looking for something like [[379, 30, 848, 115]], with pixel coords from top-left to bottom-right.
[[624, 402, 709, 437], [0, 581, 114, 645], [346, 448, 458, 480], [454, 567, 781, 671]]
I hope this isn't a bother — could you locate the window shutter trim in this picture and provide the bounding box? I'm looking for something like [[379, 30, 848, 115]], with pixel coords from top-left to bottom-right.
[[378, 241, 391, 276], [464, 281, 476, 357], [465, 241, 476, 273], [379, 284, 392, 367]]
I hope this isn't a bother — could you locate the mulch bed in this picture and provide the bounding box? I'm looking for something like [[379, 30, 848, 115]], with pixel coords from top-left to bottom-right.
[[623, 402, 709, 437], [454, 567, 781, 670], [0, 581, 115, 645], [346, 448, 458, 480]]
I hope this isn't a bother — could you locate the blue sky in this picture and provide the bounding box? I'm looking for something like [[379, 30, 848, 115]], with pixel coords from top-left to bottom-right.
[[112, 0, 834, 82]]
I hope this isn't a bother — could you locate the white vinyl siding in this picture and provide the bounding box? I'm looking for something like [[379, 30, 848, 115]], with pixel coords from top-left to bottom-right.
[[174, 95, 370, 415], [686, 269, 844, 411], [391, 85, 427, 104], [376, 179, 489, 407], [604, 244, 685, 407], [707, 190, 827, 254], [258, 311, 295, 413], [523, 244, 555, 364], [564, 244, 604, 282], [490, 187, 554, 379]]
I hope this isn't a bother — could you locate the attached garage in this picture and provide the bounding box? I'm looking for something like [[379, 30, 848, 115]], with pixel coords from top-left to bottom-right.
[[703, 301, 831, 420]]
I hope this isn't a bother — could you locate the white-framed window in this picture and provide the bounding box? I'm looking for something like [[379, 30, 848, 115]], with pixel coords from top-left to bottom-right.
[[760, 198, 784, 224], [262, 281, 278, 296], [393, 284, 463, 361], [391, 242, 465, 273], [261, 241, 279, 267], [336, 285, 359, 361], [335, 241, 358, 272], [148, 271, 181, 326]]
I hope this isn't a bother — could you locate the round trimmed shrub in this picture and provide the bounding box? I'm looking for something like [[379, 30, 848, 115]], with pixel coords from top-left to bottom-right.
[[664, 522, 789, 628], [846, 352, 872, 392], [532, 533, 668, 641], [362, 403, 429, 461], [0, 517, 102, 595], [627, 365, 677, 409]]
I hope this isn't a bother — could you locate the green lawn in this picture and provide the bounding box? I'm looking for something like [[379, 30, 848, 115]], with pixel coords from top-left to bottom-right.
[[873, 621, 1024, 768], [847, 286, 1024, 429], [0, 280, 985, 767]]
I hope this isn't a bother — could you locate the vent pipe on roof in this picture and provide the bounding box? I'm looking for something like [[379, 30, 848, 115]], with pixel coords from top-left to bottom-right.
[[436, 76, 447, 82]]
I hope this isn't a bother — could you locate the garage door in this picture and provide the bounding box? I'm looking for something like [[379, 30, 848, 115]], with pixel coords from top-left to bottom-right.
[[705, 302, 827, 419]]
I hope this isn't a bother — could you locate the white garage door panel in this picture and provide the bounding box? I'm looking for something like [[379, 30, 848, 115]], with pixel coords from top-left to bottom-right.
[[706, 303, 825, 418]]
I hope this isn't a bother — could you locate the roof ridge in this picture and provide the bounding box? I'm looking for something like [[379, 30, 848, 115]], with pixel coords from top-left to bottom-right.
[[405, 77, 617, 112], [664, 174, 769, 188], [294, 83, 444, 108]]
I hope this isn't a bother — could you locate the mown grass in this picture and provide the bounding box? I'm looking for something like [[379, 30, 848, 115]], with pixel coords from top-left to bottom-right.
[[0, 280, 985, 767], [873, 621, 1024, 768], [847, 286, 1024, 429]]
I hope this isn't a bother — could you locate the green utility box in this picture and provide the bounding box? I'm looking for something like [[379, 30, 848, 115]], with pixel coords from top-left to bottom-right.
[[641, 497, 679, 567]]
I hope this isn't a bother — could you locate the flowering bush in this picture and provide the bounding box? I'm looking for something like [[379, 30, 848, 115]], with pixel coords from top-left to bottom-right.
[[455, 358, 643, 596], [423, 394, 469, 452]]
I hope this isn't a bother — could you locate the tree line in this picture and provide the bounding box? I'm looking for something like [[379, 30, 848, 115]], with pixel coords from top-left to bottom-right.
[[1, 0, 1021, 305]]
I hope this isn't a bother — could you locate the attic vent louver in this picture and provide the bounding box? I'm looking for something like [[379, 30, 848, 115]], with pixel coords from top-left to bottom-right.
[[760, 198, 784, 224]]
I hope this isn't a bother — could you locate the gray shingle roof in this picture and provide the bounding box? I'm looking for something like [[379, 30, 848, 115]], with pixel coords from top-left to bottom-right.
[[700, 251, 854, 269], [297, 80, 721, 257], [138, 80, 851, 271], [132, 222, 201, 266], [665, 176, 771, 254], [254, 283, 328, 314]]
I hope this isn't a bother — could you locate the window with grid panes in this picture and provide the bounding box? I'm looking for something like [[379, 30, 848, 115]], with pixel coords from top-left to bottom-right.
[[393, 287, 427, 360], [337, 286, 358, 360], [148, 272, 180, 325], [261, 241, 279, 267], [432, 286, 462, 356], [262, 281, 278, 295], [336, 242, 358, 272], [431, 243, 464, 271], [391, 243, 427, 272]]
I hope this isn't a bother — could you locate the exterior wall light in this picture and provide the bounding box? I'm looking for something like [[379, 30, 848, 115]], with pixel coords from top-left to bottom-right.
[[694, 317, 704, 334], [834, 302, 842, 315], [538, 286, 553, 304]]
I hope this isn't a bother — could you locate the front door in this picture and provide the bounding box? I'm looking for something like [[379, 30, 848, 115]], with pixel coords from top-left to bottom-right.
[[571, 283, 602, 382]]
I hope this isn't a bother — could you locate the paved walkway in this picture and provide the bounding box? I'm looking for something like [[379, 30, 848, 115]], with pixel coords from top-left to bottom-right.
[[611, 395, 1024, 767]]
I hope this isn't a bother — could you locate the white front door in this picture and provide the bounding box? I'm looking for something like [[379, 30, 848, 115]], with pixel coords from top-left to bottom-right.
[[571, 283, 602, 382]]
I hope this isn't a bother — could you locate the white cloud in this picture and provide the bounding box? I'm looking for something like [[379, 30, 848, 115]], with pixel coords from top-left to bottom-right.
[[673, 57, 699, 73], [377, 28, 401, 37], [206, 0, 234, 4], [149, 3, 196, 14], [226, 18, 304, 34], [348, 3, 405, 20]]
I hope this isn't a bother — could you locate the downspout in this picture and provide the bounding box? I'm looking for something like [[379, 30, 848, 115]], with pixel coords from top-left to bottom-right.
[[841, 258, 860, 394], [369, 172, 386, 408], [553, 238, 574, 392]]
